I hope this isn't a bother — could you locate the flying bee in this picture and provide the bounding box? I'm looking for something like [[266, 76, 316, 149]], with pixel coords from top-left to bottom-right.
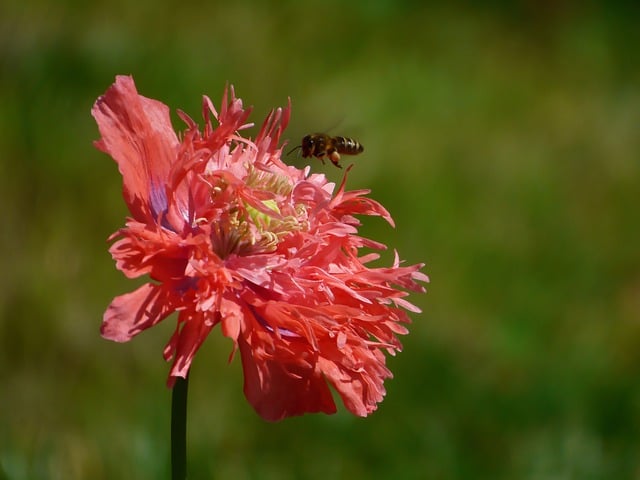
[[288, 133, 364, 168]]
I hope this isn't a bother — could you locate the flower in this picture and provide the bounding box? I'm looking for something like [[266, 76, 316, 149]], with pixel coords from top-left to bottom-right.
[[92, 75, 428, 421]]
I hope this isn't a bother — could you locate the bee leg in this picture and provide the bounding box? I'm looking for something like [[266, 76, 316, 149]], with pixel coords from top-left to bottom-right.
[[329, 151, 342, 168]]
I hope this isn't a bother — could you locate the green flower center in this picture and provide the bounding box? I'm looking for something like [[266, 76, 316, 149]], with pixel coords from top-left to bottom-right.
[[206, 168, 305, 258]]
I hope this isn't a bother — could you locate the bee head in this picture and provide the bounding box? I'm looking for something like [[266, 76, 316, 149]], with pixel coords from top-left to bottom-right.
[[301, 134, 313, 148]]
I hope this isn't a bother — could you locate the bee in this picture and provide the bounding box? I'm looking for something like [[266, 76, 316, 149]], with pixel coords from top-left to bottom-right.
[[288, 133, 364, 168]]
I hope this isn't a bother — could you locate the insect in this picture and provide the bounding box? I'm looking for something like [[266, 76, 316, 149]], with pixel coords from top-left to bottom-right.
[[288, 133, 364, 168]]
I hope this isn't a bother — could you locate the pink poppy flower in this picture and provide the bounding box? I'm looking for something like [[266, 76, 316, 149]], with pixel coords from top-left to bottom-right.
[[93, 75, 428, 421]]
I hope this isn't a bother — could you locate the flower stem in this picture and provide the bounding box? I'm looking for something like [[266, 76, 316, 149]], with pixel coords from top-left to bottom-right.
[[171, 374, 189, 480]]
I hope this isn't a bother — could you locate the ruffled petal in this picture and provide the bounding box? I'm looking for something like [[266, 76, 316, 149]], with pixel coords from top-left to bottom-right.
[[238, 328, 337, 422], [102, 283, 174, 342], [92, 75, 179, 222], [165, 311, 216, 387], [318, 347, 390, 417]]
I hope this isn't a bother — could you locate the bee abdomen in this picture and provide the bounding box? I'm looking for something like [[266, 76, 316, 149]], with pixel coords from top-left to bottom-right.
[[335, 136, 364, 155]]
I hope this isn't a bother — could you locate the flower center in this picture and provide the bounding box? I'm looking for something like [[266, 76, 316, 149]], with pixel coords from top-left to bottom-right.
[[206, 168, 305, 258]]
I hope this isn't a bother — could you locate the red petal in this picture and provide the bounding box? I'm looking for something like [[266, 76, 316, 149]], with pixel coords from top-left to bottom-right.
[[319, 356, 386, 417], [238, 330, 336, 422], [101, 283, 174, 342], [92, 76, 179, 222], [166, 311, 215, 385]]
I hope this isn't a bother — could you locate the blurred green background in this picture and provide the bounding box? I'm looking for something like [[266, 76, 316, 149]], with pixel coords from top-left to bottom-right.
[[1, 1, 639, 478]]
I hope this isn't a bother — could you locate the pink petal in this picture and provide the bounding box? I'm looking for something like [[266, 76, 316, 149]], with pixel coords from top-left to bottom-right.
[[92, 75, 179, 223], [238, 333, 337, 422], [166, 311, 215, 385], [101, 283, 174, 342]]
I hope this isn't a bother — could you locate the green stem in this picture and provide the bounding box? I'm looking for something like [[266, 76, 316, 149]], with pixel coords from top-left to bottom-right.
[[171, 374, 189, 480]]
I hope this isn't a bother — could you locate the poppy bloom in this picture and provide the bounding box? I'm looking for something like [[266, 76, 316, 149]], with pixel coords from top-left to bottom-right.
[[93, 75, 428, 421]]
